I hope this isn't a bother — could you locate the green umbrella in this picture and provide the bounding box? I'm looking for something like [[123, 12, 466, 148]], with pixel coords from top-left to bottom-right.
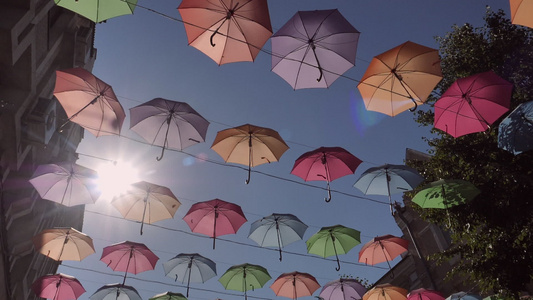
[[54, 0, 137, 23], [412, 179, 480, 209], [306, 225, 361, 271], [149, 292, 187, 300], [218, 263, 271, 300]]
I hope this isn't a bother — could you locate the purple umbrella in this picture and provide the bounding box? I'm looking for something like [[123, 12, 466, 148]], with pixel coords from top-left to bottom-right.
[[32, 273, 85, 300], [130, 98, 210, 161], [319, 278, 367, 300], [271, 9, 360, 89]]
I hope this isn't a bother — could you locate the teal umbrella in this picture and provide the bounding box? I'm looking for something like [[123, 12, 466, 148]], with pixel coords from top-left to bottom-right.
[[306, 225, 361, 271], [218, 263, 271, 300], [54, 0, 137, 23]]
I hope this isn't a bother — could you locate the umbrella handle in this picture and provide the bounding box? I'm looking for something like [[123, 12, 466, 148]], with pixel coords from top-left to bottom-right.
[[408, 98, 418, 112], [325, 182, 332, 203], [156, 147, 166, 161]]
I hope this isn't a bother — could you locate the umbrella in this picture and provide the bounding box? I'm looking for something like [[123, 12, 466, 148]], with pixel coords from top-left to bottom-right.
[[319, 278, 367, 300], [53, 67, 125, 137], [163, 253, 217, 297], [89, 284, 142, 300], [129, 98, 210, 161], [53, 0, 137, 23], [32, 273, 85, 300], [100, 241, 159, 285], [357, 41, 442, 116], [445, 292, 483, 300], [407, 288, 445, 300], [306, 225, 361, 271], [211, 124, 289, 184], [218, 263, 271, 300], [498, 100, 533, 154], [291, 146, 362, 202], [29, 161, 100, 207], [248, 213, 308, 261], [510, 0, 533, 28], [362, 284, 407, 300], [32, 227, 95, 261], [353, 164, 424, 214], [270, 271, 320, 300], [434, 70, 513, 138], [149, 292, 188, 300], [412, 179, 480, 209], [183, 198, 247, 249], [358, 234, 409, 273], [111, 181, 181, 235], [271, 9, 360, 89], [178, 0, 272, 65]]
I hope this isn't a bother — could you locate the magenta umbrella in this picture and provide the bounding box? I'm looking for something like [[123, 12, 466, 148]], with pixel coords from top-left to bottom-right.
[[319, 278, 367, 300], [100, 241, 159, 285], [291, 147, 362, 202], [434, 70, 513, 138], [407, 288, 445, 300], [32, 273, 85, 300]]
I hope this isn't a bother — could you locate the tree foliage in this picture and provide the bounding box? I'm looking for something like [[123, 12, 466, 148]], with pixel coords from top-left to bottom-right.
[[408, 8, 533, 298]]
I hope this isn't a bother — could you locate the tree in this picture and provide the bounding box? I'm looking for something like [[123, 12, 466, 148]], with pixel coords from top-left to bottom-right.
[[408, 8, 533, 298]]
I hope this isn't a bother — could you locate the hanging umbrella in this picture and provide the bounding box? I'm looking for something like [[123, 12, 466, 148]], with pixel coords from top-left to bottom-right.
[[211, 124, 289, 184], [32, 227, 95, 261], [353, 164, 424, 214], [358, 234, 408, 274], [358, 41, 442, 116], [319, 278, 367, 300], [129, 98, 210, 161], [412, 179, 480, 209], [291, 146, 362, 202], [149, 292, 188, 300], [53, 0, 137, 23], [445, 292, 483, 300], [306, 225, 361, 271], [178, 0, 272, 65], [248, 213, 308, 261], [32, 273, 85, 300], [218, 263, 271, 300], [271, 9, 360, 89], [100, 241, 159, 285], [53, 67, 126, 137], [510, 0, 533, 28], [29, 161, 100, 207], [362, 284, 407, 300], [498, 100, 533, 155], [407, 288, 445, 300], [270, 271, 320, 300], [183, 198, 247, 249], [111, 181, 181, 235], [434, 70, 513, 138], [163, 253, 217, 297], [89, 284, 142, 300]]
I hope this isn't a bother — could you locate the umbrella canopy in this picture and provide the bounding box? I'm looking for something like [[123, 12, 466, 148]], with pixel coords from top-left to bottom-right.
[[357, 41, 442, 116], [29, 161, 100, 207], [412, 179, 480, 209], [510, 0, 533, 28], [111, 181, 181, 235], [306, 225, 361, 271], [271, 9, 360, 89], [211, 124, 289, 184], [358, 235, 409, 272], [291, 147, 362, 202], [218, 263, 271, 300], [100, 241, 159, 285], [353, 164, 424, 214], [53, 67, 125, 137], [183, 198, 247, 249], [163, 253, 217, 297], [89, 284, 142, 300], [434, 70, 513, 138], [178, 0, 272, 65], [407, 288, 445, 300], [32, 273, 85, 300], [248, 213, 308, 261], [149, 292, 188, 300], [270, 271, 320, 300], [498, 100, 533, 154], [129, 98, 210, 161], [32, 227, 95, 261], [445, 292, 483, 300], [54, 0, 137, 23], [319, 278, 367, 300], [363, 284, 407, 300]]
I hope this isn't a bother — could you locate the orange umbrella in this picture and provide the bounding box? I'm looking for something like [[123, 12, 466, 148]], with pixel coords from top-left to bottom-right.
[[357, 41, 442, 116], [270, 271, 320, 300], [32, 227, 95, 261], [178, 0, 272, 65], [510, 0, 533, 28], [363, 284, 407, 300]]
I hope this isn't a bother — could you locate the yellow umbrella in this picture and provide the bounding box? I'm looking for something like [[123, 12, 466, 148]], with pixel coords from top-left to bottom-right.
[[32, 227, 95, 261], [363, 284, 407, 300]]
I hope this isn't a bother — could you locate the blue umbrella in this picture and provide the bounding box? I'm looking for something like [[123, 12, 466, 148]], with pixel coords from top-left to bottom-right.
[[446, 292, 483, 300], [163, 253, 217, 297], [498, 100, 533, 155]]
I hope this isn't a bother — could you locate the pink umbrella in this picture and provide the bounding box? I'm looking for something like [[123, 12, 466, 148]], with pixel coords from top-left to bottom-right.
[[100, 241, 159, 285], [434, 70, 513, 138], [407, 288, 445, 300], [358, 234, 408, 275], [183, 198, 247, 249], [270, 271, 320, 300], [32, 273, 85, 300]]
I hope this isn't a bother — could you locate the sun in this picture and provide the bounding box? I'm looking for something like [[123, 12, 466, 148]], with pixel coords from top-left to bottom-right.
[[95, 161, 139, 199]]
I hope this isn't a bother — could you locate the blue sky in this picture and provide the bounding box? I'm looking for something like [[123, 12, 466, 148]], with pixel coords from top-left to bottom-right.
[[57, 1, 510, 299]]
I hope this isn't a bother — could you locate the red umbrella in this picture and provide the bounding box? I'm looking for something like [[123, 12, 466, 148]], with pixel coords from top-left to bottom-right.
[[270, 271, 320, 300], [407, 288, 445, 300], [358, 234, 408, 274], [183, 198, 247, 249], [434, 70, 513, 138], [100, 241, 159, 285], [32, 273, 85, 300], [291, 147, 362, 202]]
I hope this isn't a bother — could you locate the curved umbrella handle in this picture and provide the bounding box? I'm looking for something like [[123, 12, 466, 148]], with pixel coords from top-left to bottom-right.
[[156, 147, 166, 161], [156, 119, 171, 161], [325, 182, 332, 203], [245, 166, 251, 184], [408, 98, 418, 112]]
